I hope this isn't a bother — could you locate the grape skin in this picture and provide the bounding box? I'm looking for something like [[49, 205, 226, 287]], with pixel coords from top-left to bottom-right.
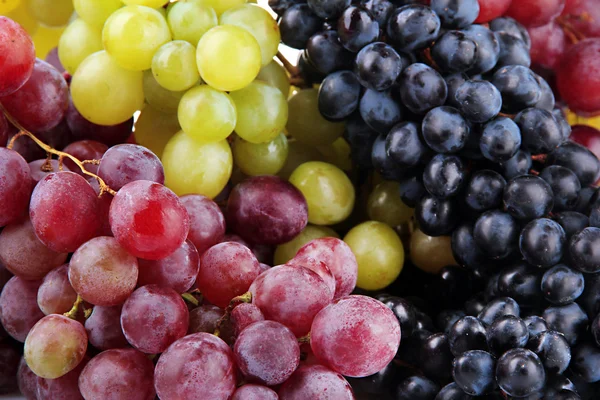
[[36, 356, 88, 400], [0, 276, 44, 342], [188, 304, 224, 334], [180, 194, 226, 255], [0, 16, 35, 96], [58, 18, 103, 75], [97, 143, 165, 191], [278, 365, 354, 400], [37, 264, 77, 315], [17, 357, 38, 400], [85, 305, 128, 351], [231, 303, 265, 336], [232, 384, 278, 400]]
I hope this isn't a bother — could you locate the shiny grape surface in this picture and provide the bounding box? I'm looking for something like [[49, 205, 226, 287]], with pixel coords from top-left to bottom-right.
[[0, 16, 35, 96], [98, 143, 164, 191], [37, 264, 76, 315], [180, 194, 226, 255]]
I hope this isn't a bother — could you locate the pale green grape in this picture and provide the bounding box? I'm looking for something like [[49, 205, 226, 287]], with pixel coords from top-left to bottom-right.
[[410, 229, 457, 274], [277, 139, 324, 180], [162, 131, 232, 198], [0, 0, 21, 14], [134, 104, 181, 158], [287, 88, 346, 146], [316, 137, 352, 172], [229, 80, 288, 144], [274, 224, 339, 265], [58, 19, 103, 74], [233, 133, 288, 176], [220, 4, 280, 66], [122, 0, 166, 7], [73, 0, 123, 29], [71, 51, 144, 126], [194, 0, 246, 16], [178, 85, 236, 143], [6, 2, 39, 36], [196, 25, 261, 92], [143, 70, 186, 114], [367, 181, 414, 227], [152, 40, 199, 92], [166, 1, 217, 45], [26, 0, 73, 27], [102, 5, 171, 71], [257, 61, 290, 98]]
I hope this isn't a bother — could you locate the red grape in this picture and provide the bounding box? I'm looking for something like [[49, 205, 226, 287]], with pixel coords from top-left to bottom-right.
[[84, 305, 128, 351], [62, 140, 108, 177], [66, 98, 134, 146], [227, 176, 308, 245], [197, 242, 261, 308], [37, 264, 77, 315], [507, 0, 566, 27], [310, 295, 401, 377], [561, 0, 600, 38], [121, 284, 189, 354], [259, 263, 270, 273], [0, 16, 35, 96], [109, 180, 190, 260], [0, 217, 68, 280], [180, 194, 226, 255], [89, 178, 114, 237], [250, 265, 332, 336], [570, 125, 600, 160], [18, 357, 38, 400], [29, 159, 71, 185], [79, 349, 156, 400], [528, 21, 569, 70], [36, 356, 88, 400], [0, 341, 20, 394], [154, 333, 236, 400], [278, 365, 355, 400], [232, 384, 278, 400], [0, 147, 32, 227], [231, 303, 265, 336], [0, 276, 44, 342], [98, 144, 165, 191], [0, 59, 68, 132], [474, 0, 513, 23], [37, 117, 75, 151], [557, 38, 600, 115], [188, 304, 224, 334], [287, 257, 335, 298], [9, 132, 46, 163]]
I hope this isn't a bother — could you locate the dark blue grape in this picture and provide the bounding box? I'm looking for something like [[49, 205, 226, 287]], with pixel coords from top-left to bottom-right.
[[420, 333, 453, 380], [519, 218, 566, 268], [361, 0, 395, 26], [488, 17, 531, 48], [542, 264, 584, 306], [268, 0, 302, 17], [386, 121, 430, 166], [398, 63, 447, 115], [437, 309, 466, 334], [371, 133, 405, 180], [496, 349, 545, 398], [500, 149, 531, 180], [430, 0, 479, 29], [473, 210, 519, 259], [297, 51, 324, 84], [528, 330, 571, 375], [514, 107, 563, 154], [455, 80, 502, 123], [279, 4, 322, 49], [377, 295, 417, 339], [399, 175, 426, 207], [480, 117, 521, 162], [591, 314, 600, 348], [435, 382, 473, 400], [306, 30, 352, 74], [416, 194, 458, 236], [523, 316, 548, 338], [318, 71, 361, 121], [547, 142, 600, 186], [386, 5, 441, 52], [423, 154, 466, 198], [554, 211, 589, 239], [431, 31, 478, 73], [453, 350, 495, 396], [464, 295, 486, 317], [448, 316, 488, 356], [542, 302, 589, 346], [395, 376, 440, 400], [570, 342, 600, 383], [344, 114, 378, 169], [540, 165, 581, 212], [444, 72, 468, 108], [497, 263, 542, 307], [495, 32, 531, 69], [503, 175, 553, 220], [486, 315, 529, 356], [569, 227, 600, 274], [422, 106, 470, 153], [451, 223, 488, 269], [462, 25, 500, 74], [478, 297, 520, 326], [492, 66, 541, 113], [307, 0, 351, 19], [355, 42, 402, 91], [465, 170, 506, 212], [553, 108, 571, 139], [360, 88, 403, 134], [337, 6, 379, 52], [535, 74, 556, 111]]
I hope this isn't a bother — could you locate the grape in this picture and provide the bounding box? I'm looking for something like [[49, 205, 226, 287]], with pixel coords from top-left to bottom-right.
[[18, 357, 38, 400], [62, 140, 107, 177], [423, 154, 466, 198], [98, 144, 164, 191], [0, 342, 19, 394], [507, 0, 565, 28], [66, 99, 134, 146], [318, 70, 361, 121], [134, 104, 180, 157], [179, 194, 225, 255], [26, 0, 73, 27], [256, 61, 290, 98], [0, 277, 44, 342], [474, 0, 512, 23], [561, 0, 600, 38], [232, 384, 278, 400], [152, 41, 199, 92], [162, 131, 232, 198], [233, 133, 288, 176], [234, 320, 300, 385], [411, 228, 457, 274], [166, 1, 217, 45], [557, 39, 600, 116], [142, 69, 185, 115], [73, 0, 123, 29], [36, 356, 88, 400], [24, 314, 87, 379], [496, 348, 546, 397], [154, 333, 236, 400], [387, 5, 441, 52], [109, 180, 189, 260], [79, 349, 156, 400], [0, 148, 32, 227], [5, 2, 38, 36], [121, 285, 189, 353], [57, 18, 102, 74], [0, 16, 35, 96], [37, 264, 76, 315], [528, 21, 568, 70], [188, 304, 223, 334], [29, 159, 71, 185], [123, 0, 166, 6], [279, 4, 323, 50], [274, 224, 338, 265], [278, 364, 354, 399], [85, 305, 128, 351], [367, 181, 414, 228], [287, 257, 336, 298], [71, 51, 144, 126], [231, 303, 264, 336]]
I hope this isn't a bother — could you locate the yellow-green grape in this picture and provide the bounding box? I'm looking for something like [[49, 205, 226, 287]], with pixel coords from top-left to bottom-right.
[[142, 70, 186, 114], [289, 161, 355, 226], [73, 0, 123, 29], [177, 85, 236, 143], [6, 2, 38, 35], [229, 81, 288, 144], [32, 26, 64, 59], [278, 139, 324, 180], [71, 51, 144, 126], [344, 221, 404, 291], [194, 0, 246, 16], [287, 89, 345, 146], [316, 137, 352, 172], [196, 25, 261, 92], [256, 61, 290, 98], [26, 0, 73, 27], [410, 229, 457, 274], [166, 1, 217, 46], [0, 0, 21, 14], [233, 133, 288, 176], [274, 224, 339, 265], [152, 40, 199, 92], [367, 181, 414, 227], [162, 131, 232, 198], [58, 19, 102, 75], [102, 5, 171, 71], [220, 4, 280, 66], [122, 0, 167, 7], [134, 104, 180, 158]]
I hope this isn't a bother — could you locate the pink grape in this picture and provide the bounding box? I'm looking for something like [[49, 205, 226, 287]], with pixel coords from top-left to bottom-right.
[[557, 39, 600, 116], [250, 265, 332, 336], [219, 234, 274, 264], [197, 242, 261, 308], [528, 22, 568, 70], [227, 176, 308, 245], [121, 284, 189, 354], [310, 295, 401, 377], [37, 264, 77, 315], [507, 0, 566, 27], [234, 320, 301, 385], [29, 159, 71, 185], [180, 194, 226, 255], [0, 276, 44, 341], [0, 59, 68, 132], [0, 341, 20, 394], [0, 17, 35, 96], [78, 349, 156, 400], [84, 305, 128, 351], [36, 356, 88, 400], [62, 140, 108, 176], [232, 384, 278, 400], [231, 303, 265, 336], [561, 0, 600, 39], [69, 236, 138, 306], [137, 239, 199, 294], [154, 333, 236, 400], [287, 257, 336, 298], [0, 217, 68, 280], [98, 144, 165, 191], [278, 365, 355, 400], [188, 304, 224, 334], [571, 125, 600, 161], [30, 172, 102, 253], [474, 0, 512, 23], [18, 357, 38, 400], [0, 147, 32, 227], [89, 179, 114, 237], [109, 180, 190, 260]]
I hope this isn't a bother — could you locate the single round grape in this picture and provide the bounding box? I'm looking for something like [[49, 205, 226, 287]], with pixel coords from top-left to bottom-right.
[[188, 304, 223, 334], [273, 224, 338, 265], [410, 229, 457, 274], [166, 1, 217, 45], [61, 140, 107, 177], [278, 364, 353, 399], [35, 355, 88, 400], [18, 357, 38, 400], [85, 305, 128, 351], [496, 348, 546, 397], [142, 69, 185, 115], [154, 333, 236, 400], [134, 104, 180, 157], [71, 51, 144, 126], [231, 303, 265, 336], [179, 194, 225, 255], [0, 148, 31, 228], [367, 181, 414, 227], [26, 0, 73, 27], [0, 16, 35, 96], [37, 264, 76, 315], [232, 384, 278, 400], [98, 144, 164, 191], [152, 40, 199, 92], [57, 18, 102, 74], [0, 277, 44, 342], [256, 61, 290, 98], [233, 133, 288, 176], [73, 0, 123, 29]]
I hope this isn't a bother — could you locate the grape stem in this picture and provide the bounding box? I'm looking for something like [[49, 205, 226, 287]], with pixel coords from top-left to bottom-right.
[[64, 295, 84, 320], [297, 332, 311, 344], [181, 292, 200, 307], [276, 51, 308, 88], [213, 291, 253, 337]]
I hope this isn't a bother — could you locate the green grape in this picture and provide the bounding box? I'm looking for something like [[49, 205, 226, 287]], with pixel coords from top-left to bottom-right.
[[26, 0, 73, 27], [367, 181, 414, 228], [166, 1, 217, 46], [58, 19, 103, 75], [0, 0, 21, 14], [134, 104, 180, 158], [73, 0, 123, 29], [410, 229, 457, 274], [287, 89, 346, 146], [6, 2, 39, 35], [177, 85, 237, 143], [274, 224, 339, 265], [233, 133, 288, 176], [316, 137, 352, 172], [256, 61, 289, 98], [162, 130, 232, 198], [152, 40, 199, 92], [220, 4, 280, 66], [196, 25, 261, 92], [229, 80, 288, 144], [143, 69, 186, 114], [71, 51, 144, 126], [122, 0, 167, 7], [194, 0, 246, 16], [289, 161, 355, 226], [278, 139, 324, 180], [344, 221, 404, 291], [102, 5, 171, 71]]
